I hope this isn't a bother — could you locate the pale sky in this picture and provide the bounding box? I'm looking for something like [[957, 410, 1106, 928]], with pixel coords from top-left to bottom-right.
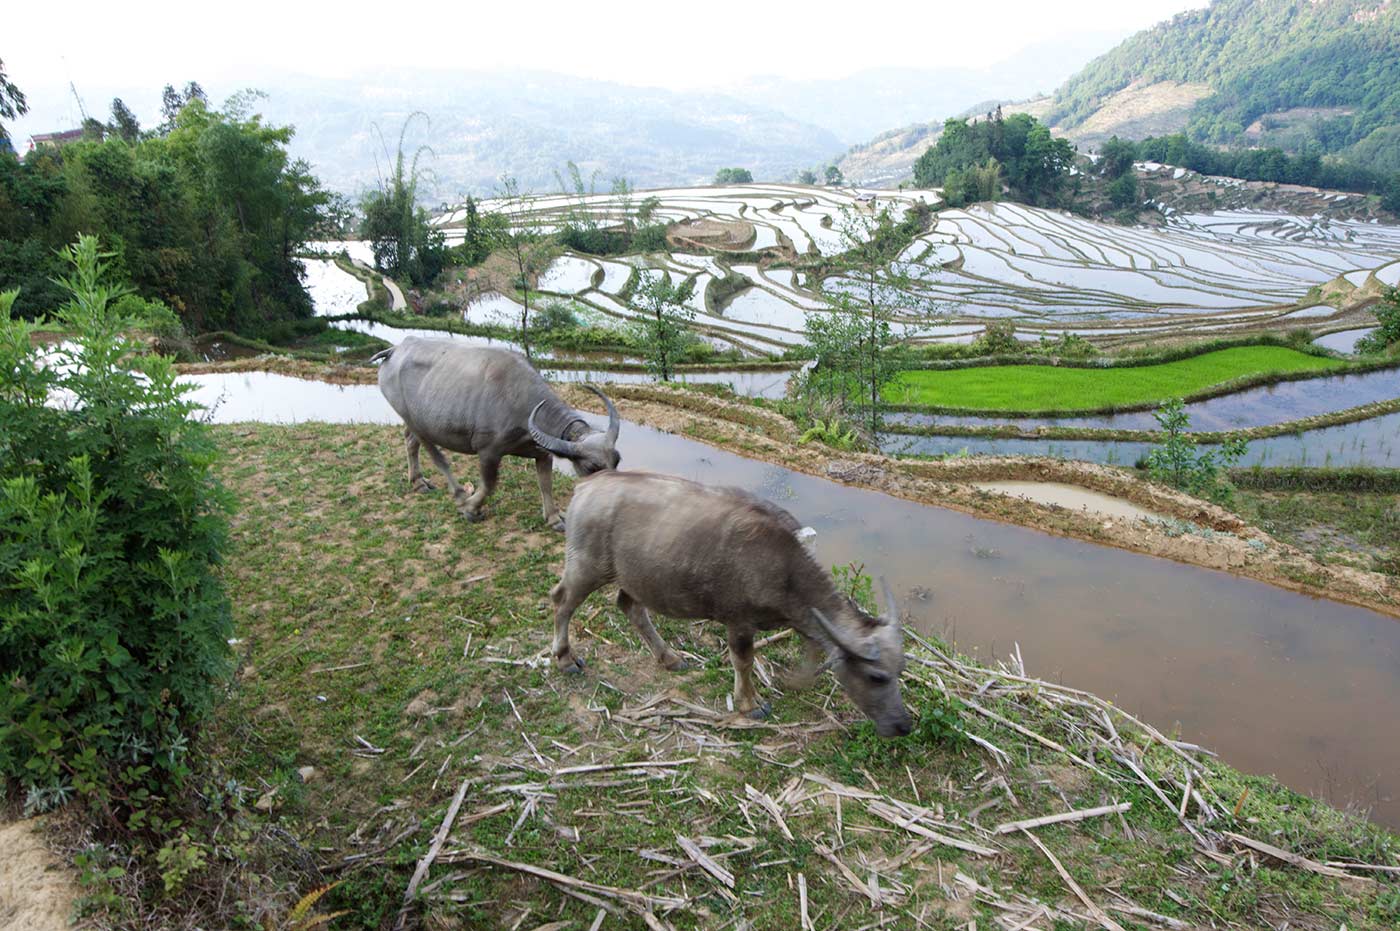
[[7, 0, 1207, 136]]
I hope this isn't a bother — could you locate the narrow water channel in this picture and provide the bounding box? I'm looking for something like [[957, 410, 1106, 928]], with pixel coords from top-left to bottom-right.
[[182, 371, 1400, 826]]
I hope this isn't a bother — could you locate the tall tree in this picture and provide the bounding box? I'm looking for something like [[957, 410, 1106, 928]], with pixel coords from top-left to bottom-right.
[[492, 175, 552, 360], [805, 206, 931, 438], [108, 98, 141, 143], [0, 58, 27, 133], [630, 271, 694, 382], [360, 112, 445, 288]]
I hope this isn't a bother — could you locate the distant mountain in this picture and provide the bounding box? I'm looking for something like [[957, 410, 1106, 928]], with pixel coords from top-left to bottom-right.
[[1049, 0, 1400, 162], [725, 32, 1128, 145], [248, 69, 845, 199], [839, 0, 1400, 186]]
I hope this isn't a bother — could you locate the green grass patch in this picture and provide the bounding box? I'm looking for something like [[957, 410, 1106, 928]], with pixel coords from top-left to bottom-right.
[[886, 346, 1347, 412]]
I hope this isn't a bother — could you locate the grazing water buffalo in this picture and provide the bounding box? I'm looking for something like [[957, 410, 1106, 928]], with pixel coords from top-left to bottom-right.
[[550, 471, 913, 736], [373, 338, 620, 529]]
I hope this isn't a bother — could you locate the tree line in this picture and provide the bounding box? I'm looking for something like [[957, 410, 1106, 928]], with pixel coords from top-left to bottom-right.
[[0, 71, 331, 332], [1096, 133, 1400, 209]]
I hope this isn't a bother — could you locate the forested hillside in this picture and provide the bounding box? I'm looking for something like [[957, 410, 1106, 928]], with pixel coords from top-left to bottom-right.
[[1050, 0, 1400, 166]]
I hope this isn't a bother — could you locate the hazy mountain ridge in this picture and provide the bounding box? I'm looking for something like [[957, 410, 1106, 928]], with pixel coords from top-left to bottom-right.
[[251, 70, 846, 198]]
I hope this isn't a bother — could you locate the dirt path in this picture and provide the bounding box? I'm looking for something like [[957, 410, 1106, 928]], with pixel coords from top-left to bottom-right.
[[0, 819, 80, 931], [351, 258, 407, 311]]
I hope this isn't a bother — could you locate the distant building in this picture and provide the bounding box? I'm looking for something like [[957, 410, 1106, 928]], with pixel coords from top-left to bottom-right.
[[28, 129, 85, 150]]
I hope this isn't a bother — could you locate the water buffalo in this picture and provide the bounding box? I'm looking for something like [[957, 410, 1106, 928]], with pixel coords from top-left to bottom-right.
[[550, 471, 912, 736], [373, 338, 620, 529]]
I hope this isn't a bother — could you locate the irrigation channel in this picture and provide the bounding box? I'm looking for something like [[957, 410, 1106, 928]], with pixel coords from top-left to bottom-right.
[[184, 370, 1400, 827]]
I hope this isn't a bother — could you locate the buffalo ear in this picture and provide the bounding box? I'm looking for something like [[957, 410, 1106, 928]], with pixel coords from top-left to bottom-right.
[[811, 607, 879, 663]]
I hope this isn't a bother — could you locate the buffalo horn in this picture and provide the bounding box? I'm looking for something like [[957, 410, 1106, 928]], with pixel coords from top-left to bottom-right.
[[811, 607, 879, 663], [529, 400, 585, 458], [587, 385, 620, 446]]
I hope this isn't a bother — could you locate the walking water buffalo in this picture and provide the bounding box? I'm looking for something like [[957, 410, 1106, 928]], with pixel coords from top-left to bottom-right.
[[549, 471, 913, 736], [373, 338, 620, 529]]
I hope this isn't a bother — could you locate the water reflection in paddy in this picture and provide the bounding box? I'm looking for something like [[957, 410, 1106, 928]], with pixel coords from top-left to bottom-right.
[[183, 371, 1400, 825]]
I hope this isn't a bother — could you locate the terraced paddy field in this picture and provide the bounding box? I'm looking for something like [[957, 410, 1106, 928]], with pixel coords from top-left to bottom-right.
[[886, 346, 1347, 412], [431, 185, 1400, 356]]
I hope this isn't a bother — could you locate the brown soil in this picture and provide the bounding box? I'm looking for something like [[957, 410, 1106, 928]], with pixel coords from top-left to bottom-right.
[[0, 819, 82, 931]]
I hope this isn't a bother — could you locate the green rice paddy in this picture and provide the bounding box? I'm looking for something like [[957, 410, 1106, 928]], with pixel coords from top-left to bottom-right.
[[886, 346, 1347, 412]]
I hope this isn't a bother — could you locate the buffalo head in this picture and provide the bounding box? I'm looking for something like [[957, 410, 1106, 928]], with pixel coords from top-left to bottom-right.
[[528, 386, 622, 476]]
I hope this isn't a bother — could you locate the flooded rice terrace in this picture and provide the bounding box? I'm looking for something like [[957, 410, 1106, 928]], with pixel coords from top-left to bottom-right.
[[185, 371, 1400, 826]]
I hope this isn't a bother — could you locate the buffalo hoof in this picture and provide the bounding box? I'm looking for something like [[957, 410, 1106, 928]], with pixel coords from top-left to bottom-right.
[[461, 509, 486, 523], [746, 701, 773, 721], [547, 515, 566, 532], [556, 654, 586, 674], [411, 478, 435, 493], [662, 655, 689, 673]]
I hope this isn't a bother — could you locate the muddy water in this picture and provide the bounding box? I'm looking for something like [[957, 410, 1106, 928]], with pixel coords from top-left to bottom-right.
[[885, 366, 1400, 432], [973, 481, 1161, 521], [181, 372, 1400, 826], [885, 410, 1400, 468]]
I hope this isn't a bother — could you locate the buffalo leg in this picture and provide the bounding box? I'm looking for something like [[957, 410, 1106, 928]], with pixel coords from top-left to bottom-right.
[[617, 591, 686, 672], [418, 438, 475, 513], [534, 455, 564, 531], [405, 428, 434, 492], [457, 452, 501, 522], [727, 626, 770, 719], [549, 577, 591, 673]]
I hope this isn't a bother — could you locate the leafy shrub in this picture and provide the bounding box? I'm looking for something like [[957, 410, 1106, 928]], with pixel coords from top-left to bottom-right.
[[1036, 332, 1098, 359], [971, 320, 1020, 356], [1355, 286, 1400, 355], [0, 236, 233, 818], [800, 418, 861, 451], [1144, 398, 1248, 502], [532, 299, 581, 332], [830, 561, 875, 611]]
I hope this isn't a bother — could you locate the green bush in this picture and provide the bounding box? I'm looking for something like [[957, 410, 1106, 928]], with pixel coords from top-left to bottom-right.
[[971, 321, 1020, 356], [0, 236, 233, 818], [1144, 398, 1248, 502], [1355, 286, 1400, 355], [531, 299, 581, 332]]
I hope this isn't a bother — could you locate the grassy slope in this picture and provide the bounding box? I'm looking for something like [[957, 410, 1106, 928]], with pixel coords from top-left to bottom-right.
[[211, 423, 1399, 929], [886, 347, 1344, 412], [1235, 489, 1400, 579]]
